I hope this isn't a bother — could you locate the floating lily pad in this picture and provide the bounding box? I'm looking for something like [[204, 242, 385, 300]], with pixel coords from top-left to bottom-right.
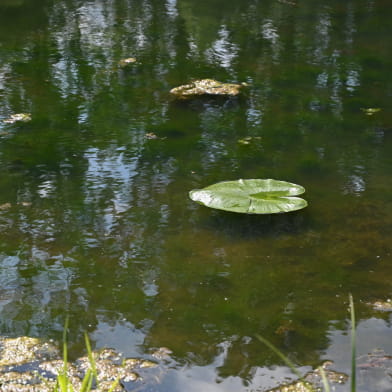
[[189, 179, 307, 214], [170, 79, 246, 99]]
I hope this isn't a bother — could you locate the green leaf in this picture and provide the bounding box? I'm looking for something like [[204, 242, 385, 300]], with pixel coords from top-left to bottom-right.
[[56, 373, 72, 392], [189, 179, 307, 214], [80, 369, 93, 392], [84, 332, 98, 386], [319, 366, 331, 392], [361, 107, 381, 116], [349, 294, 356, 392]]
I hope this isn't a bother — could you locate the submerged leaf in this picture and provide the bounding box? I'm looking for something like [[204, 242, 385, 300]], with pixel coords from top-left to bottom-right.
[[361, 107, 381, 116], [238, 136, 262, 145], [189, 179, 307, 214], [118, 57, 137, 68], [3, 113, 31, 124]]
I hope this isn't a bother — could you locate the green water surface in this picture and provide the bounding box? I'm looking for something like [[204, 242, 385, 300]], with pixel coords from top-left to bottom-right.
[[0, 0, 392, 390]]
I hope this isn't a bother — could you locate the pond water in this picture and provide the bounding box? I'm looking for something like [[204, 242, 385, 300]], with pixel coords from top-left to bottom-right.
[[0, 0, 392, 390]]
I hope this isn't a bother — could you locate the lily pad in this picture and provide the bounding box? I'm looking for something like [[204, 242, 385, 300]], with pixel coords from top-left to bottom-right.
[[170, 79, 246, 99], [189, 179, 307, 214]]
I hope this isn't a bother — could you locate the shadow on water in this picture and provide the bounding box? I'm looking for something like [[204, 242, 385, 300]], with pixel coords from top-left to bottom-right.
[[197, 209, 310, 239], [168, 94, 247, 112]]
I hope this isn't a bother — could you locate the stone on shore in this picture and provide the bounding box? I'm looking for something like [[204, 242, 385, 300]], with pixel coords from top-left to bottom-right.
[[0, 336, 167, 392]]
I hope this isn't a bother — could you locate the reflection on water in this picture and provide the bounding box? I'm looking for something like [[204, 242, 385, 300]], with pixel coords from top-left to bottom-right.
[[0, 0, 391, 390], [205, 25, 239, 70]]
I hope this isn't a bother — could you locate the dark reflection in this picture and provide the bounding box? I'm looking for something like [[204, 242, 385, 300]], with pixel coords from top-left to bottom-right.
[[197, 209, 309, 239], [0, 0, 392, 390]]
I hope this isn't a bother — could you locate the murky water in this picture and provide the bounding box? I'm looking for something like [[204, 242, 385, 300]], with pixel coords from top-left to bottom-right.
[[0, 0, 391, 390]]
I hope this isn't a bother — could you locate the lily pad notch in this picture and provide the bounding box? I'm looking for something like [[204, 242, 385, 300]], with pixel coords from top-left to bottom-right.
[[189, 179, 308, 214]]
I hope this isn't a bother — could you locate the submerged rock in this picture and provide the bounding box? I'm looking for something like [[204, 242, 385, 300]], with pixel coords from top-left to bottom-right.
[[266, 361, 348, 392], [237, 136, 262, 145], [357, 348, 392, 370], [356, 349, 392, 390], [118, 57, 137, 68], [267, 380, 310, 392], [170, 79, 246, 99], [0, 336, 168, 391], [152, 347, 172, 360], [0, 202, 32, 210], [144, 132, 167, 140], [0, 336, 59, 367], [3, 113, 32, 124], [368, 299, 392, 311], [145, 132, 160, 140]]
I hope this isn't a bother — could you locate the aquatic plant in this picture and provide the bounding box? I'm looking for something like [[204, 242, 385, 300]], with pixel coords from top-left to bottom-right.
[[257, 295, 357, 392], [349, 294, 356, 392], [54, 319, 119, 392], [189, 179, 307, 214]]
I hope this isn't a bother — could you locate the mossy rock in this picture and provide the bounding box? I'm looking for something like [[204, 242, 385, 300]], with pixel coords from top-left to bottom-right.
[[170, 79, 247, 99]]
